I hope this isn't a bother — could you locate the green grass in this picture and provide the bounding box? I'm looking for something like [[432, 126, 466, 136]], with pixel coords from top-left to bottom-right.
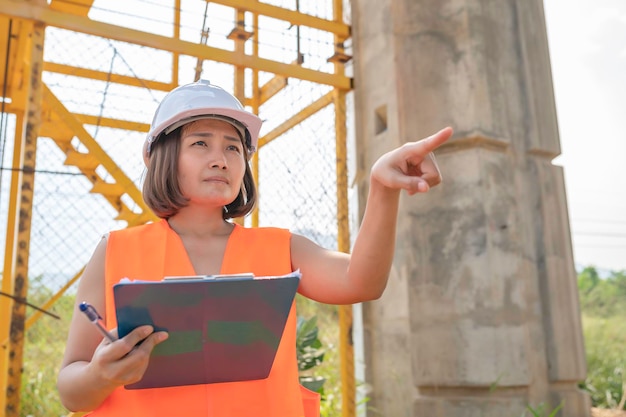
[[20, 288, 73, 416], [524, 401, 564, 417], [580, 314, 626, 409], [296, 294, 342, 417]]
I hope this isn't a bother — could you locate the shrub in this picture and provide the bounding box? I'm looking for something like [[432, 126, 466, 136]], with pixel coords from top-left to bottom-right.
[[579, 315, 626, 409], [20, 276, 74, 416]]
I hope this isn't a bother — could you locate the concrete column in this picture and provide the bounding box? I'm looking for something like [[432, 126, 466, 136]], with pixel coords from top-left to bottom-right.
[[350, 0, 590, 416]]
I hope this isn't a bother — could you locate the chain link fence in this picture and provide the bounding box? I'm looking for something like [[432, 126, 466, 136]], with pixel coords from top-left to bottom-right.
[[0, 0, 355, 415]]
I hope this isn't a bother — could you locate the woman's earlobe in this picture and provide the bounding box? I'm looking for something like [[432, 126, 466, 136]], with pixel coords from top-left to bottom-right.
[[143, 141, 151, 167]]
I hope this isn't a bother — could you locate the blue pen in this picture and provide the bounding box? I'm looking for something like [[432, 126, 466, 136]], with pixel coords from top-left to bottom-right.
[[79, 302, 117, 343]]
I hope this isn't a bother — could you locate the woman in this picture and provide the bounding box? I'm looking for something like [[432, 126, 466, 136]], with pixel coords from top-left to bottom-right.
[[57, 80, 452, 416]]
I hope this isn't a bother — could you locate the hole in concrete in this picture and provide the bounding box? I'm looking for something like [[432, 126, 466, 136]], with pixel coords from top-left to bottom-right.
[[374, 105, 387, 135]]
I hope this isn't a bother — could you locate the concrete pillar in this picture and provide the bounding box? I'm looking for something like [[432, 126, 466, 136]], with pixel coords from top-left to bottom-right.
[[350, 0, 590, 416]]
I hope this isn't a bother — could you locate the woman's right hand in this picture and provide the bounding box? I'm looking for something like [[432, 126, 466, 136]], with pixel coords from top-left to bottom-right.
[[58, 237, 171, 412], [89, 325, 169, 388]]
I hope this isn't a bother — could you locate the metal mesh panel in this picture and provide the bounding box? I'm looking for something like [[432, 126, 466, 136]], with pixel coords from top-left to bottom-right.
[[258, 102, 338, 249], [0, 1, 355, 415]]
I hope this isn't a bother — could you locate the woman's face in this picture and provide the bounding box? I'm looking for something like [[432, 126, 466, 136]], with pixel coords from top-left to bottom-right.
[[177, 118, 246, 208]]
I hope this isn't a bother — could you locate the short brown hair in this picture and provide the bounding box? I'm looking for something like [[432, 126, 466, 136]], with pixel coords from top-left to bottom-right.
[[142, 127, 257, 219]]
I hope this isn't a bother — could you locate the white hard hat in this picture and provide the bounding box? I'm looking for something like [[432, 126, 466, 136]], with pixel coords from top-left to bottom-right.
[[144, 80, 262, 158]]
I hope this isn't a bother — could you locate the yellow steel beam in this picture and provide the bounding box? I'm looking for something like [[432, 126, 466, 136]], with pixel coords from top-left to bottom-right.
[[250, 11, 260, 228], [171, 0, 180, 89], [40, 85, 158, 227], [43, 62, 173, 92], [0, 112, 24, 415], [39, 104, 150, 138], [332, 0, 355, 415], [42, 84, 148, 212], [74, 114, 150, 132], [0, 18, 24, 412], [258, 75, 288, 106], [5, 18, 45, 417], [40, 113, 77, 140], [0, 16, 9, 90], [2, 18, 30, 112], [211, 0, 350, 39], [231, 8, 247, 228], [233, 8, 246, 103], [335, 87, 355, 417], [0, 16, 19, 100], [257, 90, 334, 148], [40, 105, 149, 137], [0, 0, 352, 90], [244, 64, 298, 107], [49, 0, 94, 16]]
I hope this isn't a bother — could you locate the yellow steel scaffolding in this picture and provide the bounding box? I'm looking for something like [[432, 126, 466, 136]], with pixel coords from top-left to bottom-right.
[[0, 0, 354, 415]]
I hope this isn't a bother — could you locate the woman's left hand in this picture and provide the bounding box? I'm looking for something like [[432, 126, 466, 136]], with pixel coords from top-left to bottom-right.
[[371, 127, 453, 195]]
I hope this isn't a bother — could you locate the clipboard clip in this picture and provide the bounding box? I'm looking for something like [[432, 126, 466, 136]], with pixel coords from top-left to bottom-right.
[[163, 273, 255, 281]]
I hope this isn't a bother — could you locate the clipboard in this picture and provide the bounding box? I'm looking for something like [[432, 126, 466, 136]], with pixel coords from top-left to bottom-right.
[[113, 271, 301, 389]]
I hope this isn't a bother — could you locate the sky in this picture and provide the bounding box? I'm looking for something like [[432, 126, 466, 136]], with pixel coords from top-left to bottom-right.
[[544, 0, 626, 273]]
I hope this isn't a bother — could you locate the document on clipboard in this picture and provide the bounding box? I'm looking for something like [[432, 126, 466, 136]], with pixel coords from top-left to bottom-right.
[[113, 271, 301, 390]]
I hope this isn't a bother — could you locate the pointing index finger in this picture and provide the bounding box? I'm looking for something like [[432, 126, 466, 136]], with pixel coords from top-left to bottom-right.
[[421, 127, 453, 153], [402, 127, 453, 163]]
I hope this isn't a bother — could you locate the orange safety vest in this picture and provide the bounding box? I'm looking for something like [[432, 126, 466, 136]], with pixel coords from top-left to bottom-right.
[[88, 219, 320, 417]]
